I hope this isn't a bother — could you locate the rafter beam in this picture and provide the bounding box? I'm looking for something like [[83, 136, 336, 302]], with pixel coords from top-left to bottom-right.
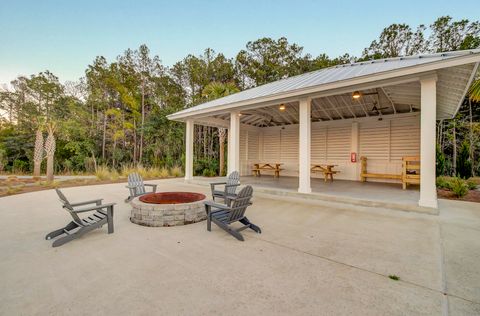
[[335, 95, 356, 118], [312, 99, 333, 120], [324, 96, 345, 119], [380, 87, 397, 114], [355, 97, 370, 117], [282, 103, 297, 124]]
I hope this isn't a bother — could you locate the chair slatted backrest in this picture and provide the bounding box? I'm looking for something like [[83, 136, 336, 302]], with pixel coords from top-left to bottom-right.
[[128, 173, 145, 195], [228, 185, 253, 223], [226, 171, 240, 195], [55, 189, 83, 225]]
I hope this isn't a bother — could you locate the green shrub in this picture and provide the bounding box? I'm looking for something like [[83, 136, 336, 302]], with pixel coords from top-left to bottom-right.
[[450, 177, 469, 198], [468, 177, 480, 185], [466, 178, 478, 190], [194, 158, 218, 176], [436, 176, 453, 189], [202, 169, 216, 177], [12, 159, 29, 173]]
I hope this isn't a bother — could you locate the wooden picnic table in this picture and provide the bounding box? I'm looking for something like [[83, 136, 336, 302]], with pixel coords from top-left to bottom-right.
[[311, 164, 339, 182], [252, 163, 283, 178]]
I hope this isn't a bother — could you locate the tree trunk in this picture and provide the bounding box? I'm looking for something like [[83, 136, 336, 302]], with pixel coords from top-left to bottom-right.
[[46, 156, 54, 182], [102, 110, 107, 160], [44, 124, 56, 182], [468, 99, 475, 176], [452, 121, 457, 176], [112, 139, 117, 168], [139, 82, 145, 165], [218, 128, 226, 176], [133, 119, 137, 165]]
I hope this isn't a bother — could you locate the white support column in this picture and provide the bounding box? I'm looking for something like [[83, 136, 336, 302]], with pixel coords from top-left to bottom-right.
[[419, 76, 438, 208], [298, 98, 312, 193], [228, 111, 240, 174], [351, 122, 359, 180], [184, 119, 194, 180]]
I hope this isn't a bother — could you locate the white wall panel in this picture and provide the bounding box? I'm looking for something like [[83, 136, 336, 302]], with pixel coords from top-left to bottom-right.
[[238, 113, 420, 181]]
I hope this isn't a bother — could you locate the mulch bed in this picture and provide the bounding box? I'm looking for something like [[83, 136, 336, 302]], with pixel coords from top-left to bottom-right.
[[437, 189, 480, 203], [0, 177, 173, 198]]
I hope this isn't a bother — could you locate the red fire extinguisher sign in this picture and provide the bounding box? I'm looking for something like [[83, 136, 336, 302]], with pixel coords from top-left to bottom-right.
[[351, 152, 357, 163]]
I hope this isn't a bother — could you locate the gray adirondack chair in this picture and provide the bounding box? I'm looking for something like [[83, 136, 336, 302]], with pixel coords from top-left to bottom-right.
[[204, 185, 261, 241], [210, 171, 240, 204], [125, 172, 157, 202], [45, 189, 115, 247]]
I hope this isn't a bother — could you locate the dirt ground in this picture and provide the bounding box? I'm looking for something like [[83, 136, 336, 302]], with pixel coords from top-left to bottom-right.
[[437, 188, 480, 203]]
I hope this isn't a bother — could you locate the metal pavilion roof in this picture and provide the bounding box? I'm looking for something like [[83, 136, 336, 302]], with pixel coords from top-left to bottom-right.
[[168, 50, 480, 121]]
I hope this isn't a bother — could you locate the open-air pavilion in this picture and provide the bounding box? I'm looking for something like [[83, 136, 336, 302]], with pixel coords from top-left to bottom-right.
[[168, 50, 480, 210]]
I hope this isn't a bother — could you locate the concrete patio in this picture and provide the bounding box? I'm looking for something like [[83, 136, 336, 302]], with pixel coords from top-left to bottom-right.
[[192, 175, 428, 214], [0, 178, 479, 315]]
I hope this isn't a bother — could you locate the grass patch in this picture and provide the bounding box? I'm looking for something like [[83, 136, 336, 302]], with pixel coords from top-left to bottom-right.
[[170, 165, 183, 177], [388, 275, 400, 281]]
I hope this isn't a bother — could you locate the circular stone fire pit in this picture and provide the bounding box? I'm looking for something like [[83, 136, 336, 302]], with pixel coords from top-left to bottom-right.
[[130, 192, 207, 227]]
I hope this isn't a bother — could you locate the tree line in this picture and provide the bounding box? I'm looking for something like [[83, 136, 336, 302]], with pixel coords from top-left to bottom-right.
[[0, 16, 479, 177]]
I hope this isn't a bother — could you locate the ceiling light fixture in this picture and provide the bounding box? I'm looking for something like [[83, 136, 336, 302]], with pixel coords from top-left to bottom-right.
[[279, 104, 286, 111], [352, 91, 361, 99]]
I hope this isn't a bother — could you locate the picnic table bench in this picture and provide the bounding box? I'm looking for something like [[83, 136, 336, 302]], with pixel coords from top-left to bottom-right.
[[311, 164, 340, 182], [252, 163, 283, 178]]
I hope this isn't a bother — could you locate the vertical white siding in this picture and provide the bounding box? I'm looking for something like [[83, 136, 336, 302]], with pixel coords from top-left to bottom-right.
[[262, 129, 281, 161], [311, 126, 327, 161], [239, 130, 247, 175], [359, 115, 420, 178], [326, 125, 351, 160], [239, 129, 260, 176], [390, 118, 420, 159], [280, 127, 299, 160], [238, 114, 420, 181]]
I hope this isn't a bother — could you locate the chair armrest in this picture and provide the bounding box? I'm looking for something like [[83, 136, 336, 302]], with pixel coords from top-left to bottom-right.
[[72, 202, 116, 213], [204, 200, 231, 211], [125, 185, 138, 189], [144, 183, 156, 187], [210, 181, 227, 191], [224, 183, 241, 189], [69, 199, 103, 207], [210, 181, 227, 186]]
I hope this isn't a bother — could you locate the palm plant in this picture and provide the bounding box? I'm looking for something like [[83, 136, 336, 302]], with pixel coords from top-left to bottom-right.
[[202, 82, 239, 101], [45, 122, 56, 182], [33, 126, 44, 178], [469, 78, 480, 102]]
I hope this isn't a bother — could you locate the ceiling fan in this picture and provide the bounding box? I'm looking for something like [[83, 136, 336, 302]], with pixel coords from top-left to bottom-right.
[[370, 101, 389, 115]]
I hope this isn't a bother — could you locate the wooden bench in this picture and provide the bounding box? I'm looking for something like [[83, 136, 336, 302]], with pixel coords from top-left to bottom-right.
[[360, 156, 420, 190], [402, 156, 420, 189]]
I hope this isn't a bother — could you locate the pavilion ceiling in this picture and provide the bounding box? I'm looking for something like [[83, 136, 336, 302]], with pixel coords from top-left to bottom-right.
[[214, 82, 422, 127]]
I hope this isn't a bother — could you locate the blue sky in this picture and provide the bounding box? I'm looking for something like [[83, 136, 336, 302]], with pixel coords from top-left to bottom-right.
[[0, 0, 478, 84]]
